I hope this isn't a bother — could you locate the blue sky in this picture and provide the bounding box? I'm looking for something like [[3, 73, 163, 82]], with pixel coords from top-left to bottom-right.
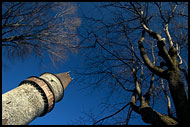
[[3, 2, 188, 125], [2, 53, 146, 125], [2, 48, 145, 125], [2, 2, 147, 125]]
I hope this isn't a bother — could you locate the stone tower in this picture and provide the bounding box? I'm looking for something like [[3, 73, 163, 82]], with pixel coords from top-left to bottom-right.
[[2, 72, 71, 125]]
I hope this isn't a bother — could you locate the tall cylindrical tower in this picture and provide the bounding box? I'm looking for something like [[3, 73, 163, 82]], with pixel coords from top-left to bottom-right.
[[2, 72, 71, 125]]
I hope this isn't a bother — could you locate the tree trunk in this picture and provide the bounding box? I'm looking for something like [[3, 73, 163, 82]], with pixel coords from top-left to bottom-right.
[[167, 69, 188, 125], [139, 106, 178, 125]]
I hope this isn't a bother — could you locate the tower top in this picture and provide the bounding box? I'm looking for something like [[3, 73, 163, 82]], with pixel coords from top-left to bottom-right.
[[55, 72, 72, 90]]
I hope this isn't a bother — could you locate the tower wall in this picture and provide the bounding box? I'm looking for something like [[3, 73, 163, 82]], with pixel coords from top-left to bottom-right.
[[2, 72, 71, 125]]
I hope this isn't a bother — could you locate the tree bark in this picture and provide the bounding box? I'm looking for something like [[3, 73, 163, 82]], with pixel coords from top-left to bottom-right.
[[130, 94, 178, 125], [167, 69, 188, 125], [138, 30, 188, 125], [139, 106, 178, 125]]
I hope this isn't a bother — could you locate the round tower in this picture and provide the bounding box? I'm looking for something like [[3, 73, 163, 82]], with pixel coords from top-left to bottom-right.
[[2, 72, 71, 125]]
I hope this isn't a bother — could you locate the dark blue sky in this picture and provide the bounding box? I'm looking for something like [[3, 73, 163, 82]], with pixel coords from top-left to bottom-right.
[[2, 2, 147, 125], [2, 2, 136, 125], [4, 2, 188, 125], [2, 48, 145, 125]]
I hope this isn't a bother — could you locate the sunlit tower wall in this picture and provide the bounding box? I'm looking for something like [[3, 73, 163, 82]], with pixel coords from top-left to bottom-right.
[[2, 72, 71, 125]]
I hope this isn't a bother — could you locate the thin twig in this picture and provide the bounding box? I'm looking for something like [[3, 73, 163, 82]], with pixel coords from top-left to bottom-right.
[[93, 103, 130, 125]]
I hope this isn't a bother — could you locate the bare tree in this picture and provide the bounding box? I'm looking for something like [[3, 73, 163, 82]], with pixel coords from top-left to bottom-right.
[[2, 2, 81, 66], [75, 2, 188, 125]]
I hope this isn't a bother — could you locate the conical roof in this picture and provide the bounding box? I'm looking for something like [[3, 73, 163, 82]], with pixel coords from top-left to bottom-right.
[[55, 72, 72, 90]]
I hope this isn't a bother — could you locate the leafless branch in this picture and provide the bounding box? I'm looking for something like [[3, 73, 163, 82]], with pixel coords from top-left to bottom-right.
[[160, 79, 173, 117], [94, 37, 133, 71], [109, 72, 134, 92], [93, 103, 130, 125], [2, 2, 81, 65], [138, 30, 165, 78], [126, 106, 133, 125]]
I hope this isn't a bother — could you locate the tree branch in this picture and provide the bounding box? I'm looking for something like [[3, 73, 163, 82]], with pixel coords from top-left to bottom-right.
[[139, 106, 178, 125], [109, 72, 134, 92], [138, 30, 165, 78], [94, 37, 132, 71], [144, 43, 155, 104], [130, 3, 176, 69], [155, 2, 167, 23], [130, 91, 140, 114], [93, 103, 130, 125], [122, 24, 144, 65], [126, 106, 132, 125], [160, 79, 173, 117], [130, 86, 178, 125], [144, 74, 154, 105], [175, 43, 182, 65], [163, 3, 177, 48]]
